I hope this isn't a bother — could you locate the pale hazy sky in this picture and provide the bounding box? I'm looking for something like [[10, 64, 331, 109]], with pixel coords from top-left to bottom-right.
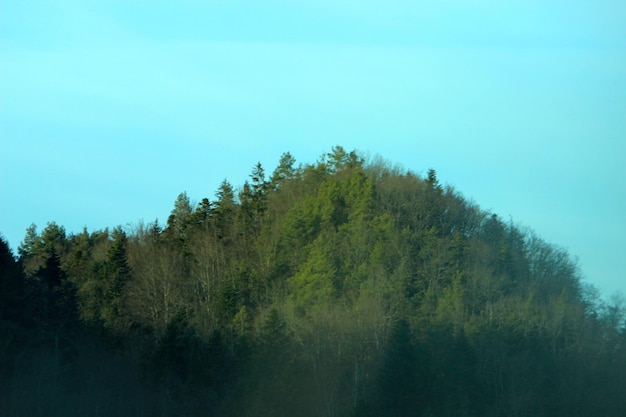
[[1, 1, 625, 297]]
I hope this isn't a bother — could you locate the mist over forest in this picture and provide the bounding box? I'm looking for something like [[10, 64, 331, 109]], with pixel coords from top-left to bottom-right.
[[1, 146, 624, 417]]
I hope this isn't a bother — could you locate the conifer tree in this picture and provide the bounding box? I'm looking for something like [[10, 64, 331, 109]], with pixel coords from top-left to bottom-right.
[[214, 179, 236, 240], [270, 151, 296, 189], [0, 236, 25, 324], [102, 227, 131, 330]]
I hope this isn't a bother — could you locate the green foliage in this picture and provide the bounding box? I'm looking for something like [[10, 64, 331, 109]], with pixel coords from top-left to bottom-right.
[[101, 228, 131, 330], [270, 151, 297, 188], [289, 234, 338, 311], [3, 146, 625, 417]]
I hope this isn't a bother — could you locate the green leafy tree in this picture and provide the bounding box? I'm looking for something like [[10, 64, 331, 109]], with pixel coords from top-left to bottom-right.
[[17, 223, 38, 260], [190, 197, 213, 227], [214, 179, 236, 241], [426, 168, 442, 193], [289, 234, 337, 312], [166, 192, 193, 242], [101, 227, 131, 330], [17, 223, 75, 331], [270, 151, 297, 189]]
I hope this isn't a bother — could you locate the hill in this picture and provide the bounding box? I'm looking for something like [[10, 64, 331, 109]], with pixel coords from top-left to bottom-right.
[[1, 146, 625, 416]]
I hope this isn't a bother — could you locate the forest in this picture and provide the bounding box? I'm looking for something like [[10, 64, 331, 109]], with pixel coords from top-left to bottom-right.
[[1, 146, 625, 417]]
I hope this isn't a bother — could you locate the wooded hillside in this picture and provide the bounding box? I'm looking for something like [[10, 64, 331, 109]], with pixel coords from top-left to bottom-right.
[[1, 146, 624, 417]]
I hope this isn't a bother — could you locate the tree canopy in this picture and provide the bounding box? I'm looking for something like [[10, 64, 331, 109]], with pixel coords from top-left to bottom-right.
[[1, 147, 624, 417]]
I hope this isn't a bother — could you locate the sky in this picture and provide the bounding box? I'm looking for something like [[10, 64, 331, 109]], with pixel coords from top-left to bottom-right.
[[1, 0, 625, 298]]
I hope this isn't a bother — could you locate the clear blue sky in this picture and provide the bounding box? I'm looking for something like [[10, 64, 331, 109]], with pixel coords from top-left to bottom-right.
[[1, 1, 625, 298]]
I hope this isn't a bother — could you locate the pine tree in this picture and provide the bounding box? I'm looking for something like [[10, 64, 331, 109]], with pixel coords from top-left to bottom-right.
[[101, 227, 131, 330], [0, 236, 26, 324], [214, 179, 236, 240], [166, 192, 193, 240], [374, 318, 426, 417], [270, 151, 297, 189]]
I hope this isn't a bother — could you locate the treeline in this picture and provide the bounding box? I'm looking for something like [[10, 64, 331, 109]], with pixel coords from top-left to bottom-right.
[[1, 146, 625, 417]]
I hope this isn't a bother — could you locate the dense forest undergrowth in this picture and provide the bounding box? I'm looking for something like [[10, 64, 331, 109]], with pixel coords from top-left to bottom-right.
[[1, 146, 625, 416]]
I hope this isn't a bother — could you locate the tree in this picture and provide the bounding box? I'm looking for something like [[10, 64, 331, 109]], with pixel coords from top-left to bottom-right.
[[17, 223, 38, 260], [326, 145, 362, 174], [426, 168, 442, 193], [289, 234, 337, 312], [247, 307, 296, 416], [19, 222, 67, 277], [270, 151, 297, 189], [190, 197, 213, 227], [125, 232, 188, 333], [0, 236, 26, 323], [214, 179, 236, 241], [18, 223, 75, 331], [101, 227, 131, 330], [166, 192, 193, 241]]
